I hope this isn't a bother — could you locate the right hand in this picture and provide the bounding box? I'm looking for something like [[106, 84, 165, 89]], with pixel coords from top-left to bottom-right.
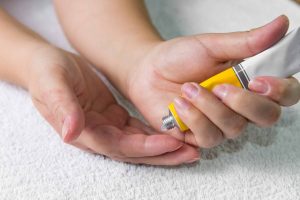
[[126, 16, 299, 148], [27, 46, 200, 165]]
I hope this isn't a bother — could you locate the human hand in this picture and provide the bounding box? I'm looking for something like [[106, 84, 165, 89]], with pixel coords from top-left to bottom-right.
[[126, 15, 300, 147], [27, 46, 199, 165]]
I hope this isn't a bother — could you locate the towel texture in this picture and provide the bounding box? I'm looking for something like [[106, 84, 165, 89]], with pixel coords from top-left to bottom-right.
[[0, 0, 300, 199]]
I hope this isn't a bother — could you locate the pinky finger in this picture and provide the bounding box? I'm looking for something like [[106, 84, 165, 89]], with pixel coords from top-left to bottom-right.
[[249, 76, 300, 106], [115, 144, 200, 166]]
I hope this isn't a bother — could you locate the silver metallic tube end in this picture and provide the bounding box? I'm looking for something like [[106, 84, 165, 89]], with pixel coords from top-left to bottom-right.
[[161, 112, 176, 131]]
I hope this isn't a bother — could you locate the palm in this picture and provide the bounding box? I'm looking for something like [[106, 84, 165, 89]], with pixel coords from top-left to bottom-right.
[[31, 51, 153, 149], [29, 48, 199, 165], [69, 59, 155, 155], [128, 17, 289, 144], [129, 37, 225, 132], [29, 49, 129, 139]]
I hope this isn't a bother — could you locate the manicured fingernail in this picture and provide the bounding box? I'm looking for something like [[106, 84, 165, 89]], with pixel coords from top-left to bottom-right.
[[212, 84, 228, 99], [185, 157, 200, 164], [182, 83, 199, 99], [62, 117, 70, 140], [174, 97, 190, 110], [249, 79, 269, 94]]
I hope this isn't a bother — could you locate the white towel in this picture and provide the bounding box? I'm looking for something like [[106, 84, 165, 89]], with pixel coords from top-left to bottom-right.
[[1, 0, 300, 199]]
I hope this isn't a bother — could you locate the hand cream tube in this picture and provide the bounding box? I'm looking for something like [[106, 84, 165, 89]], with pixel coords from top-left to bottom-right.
[[161, 27, 300, 132]]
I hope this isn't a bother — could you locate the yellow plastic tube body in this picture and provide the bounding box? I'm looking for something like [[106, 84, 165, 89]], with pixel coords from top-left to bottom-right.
[[168, 67, 243, 132]]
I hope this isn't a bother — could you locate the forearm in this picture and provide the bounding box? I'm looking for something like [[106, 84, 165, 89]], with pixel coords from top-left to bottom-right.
[[0, 8, 50, 88], [54, 0, 162, 96]]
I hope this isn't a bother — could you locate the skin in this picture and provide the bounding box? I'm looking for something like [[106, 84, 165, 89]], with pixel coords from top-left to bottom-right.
[[0, 8, 199, 166], [54, 0, 300, 152], [2, 2, 298, 166]]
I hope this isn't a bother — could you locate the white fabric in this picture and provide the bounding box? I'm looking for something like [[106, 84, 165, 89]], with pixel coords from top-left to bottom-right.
[[1, 0, 300, 199]]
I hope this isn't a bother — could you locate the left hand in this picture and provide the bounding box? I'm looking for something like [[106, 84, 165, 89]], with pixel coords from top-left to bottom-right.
[[28, 46, 199, 165], [126, 15, 300, 148]]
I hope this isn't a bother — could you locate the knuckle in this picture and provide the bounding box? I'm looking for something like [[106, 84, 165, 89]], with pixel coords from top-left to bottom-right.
[[53, 102, 61, 116], [271, 79, 300, 106], [52, 102, 64, 124], [263, 106, 281, 127], [293, 80, 300, 101], [189, 116, 222, 148], [225, 116, 247, 139], [229, 90, 246, 109], [113, 139, 127, 159], [245, 31, 257, 56], [273, 83, 287, 102], [295, 91, 300, 104], [186, 109, 203, 126], [93, 134, 128, 160], [48, 93, 66, 117], [293, 78, 300, 90], [197, 129, 223, 148], [286, 79, 300, 105]]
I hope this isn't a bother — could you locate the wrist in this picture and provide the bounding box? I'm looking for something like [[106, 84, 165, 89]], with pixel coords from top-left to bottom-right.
[[99, 38, 164, 98], [23, 43, 58, 90], [0, 39, 51, 90], [117, 39, 163, 97]]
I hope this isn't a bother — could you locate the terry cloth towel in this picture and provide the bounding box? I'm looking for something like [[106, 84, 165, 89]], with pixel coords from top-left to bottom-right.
[[1, 0, 300, 199]]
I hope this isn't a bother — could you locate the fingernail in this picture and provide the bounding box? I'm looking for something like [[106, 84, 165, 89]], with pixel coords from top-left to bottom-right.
[[212, 84, 228, 99], [249, 79, 269, 94], [182, 83, 199, 99], [62, 117, 70, 140], [174, 97, 190, 110], [185, 157, 200, 164]]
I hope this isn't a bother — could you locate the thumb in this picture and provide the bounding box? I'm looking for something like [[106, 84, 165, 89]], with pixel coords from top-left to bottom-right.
[[46, 78, 85, 143], [197, 15, 289, 61]]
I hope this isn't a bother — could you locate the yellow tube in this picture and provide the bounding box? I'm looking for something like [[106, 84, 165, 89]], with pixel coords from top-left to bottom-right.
[[162, 27, 300, 132], [168, 67, 243, 132]]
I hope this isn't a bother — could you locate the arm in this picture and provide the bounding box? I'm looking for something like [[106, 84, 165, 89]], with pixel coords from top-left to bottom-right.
[[0, 7, 196, 165], [0, 7, 88, 142], [54, 2, 300, 148], [0, 8, 48, 88], [53, 0, 161, 96]]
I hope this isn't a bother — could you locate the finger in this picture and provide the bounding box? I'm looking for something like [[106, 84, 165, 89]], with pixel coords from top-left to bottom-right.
[[249, 76, 300, 106], [71, 142, 96, 154], [162, 16, 289, 84], [197, 15, 289, 61], [166, 128, 199, 147], [43, 76, 84, 143], [82, 121, 184, 157], [116, 133, 184, 158], [182, 83, 248, 139], [213, 84, 281, 127], [173, 97, 224, 148], [115, 144, 200, 166]]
